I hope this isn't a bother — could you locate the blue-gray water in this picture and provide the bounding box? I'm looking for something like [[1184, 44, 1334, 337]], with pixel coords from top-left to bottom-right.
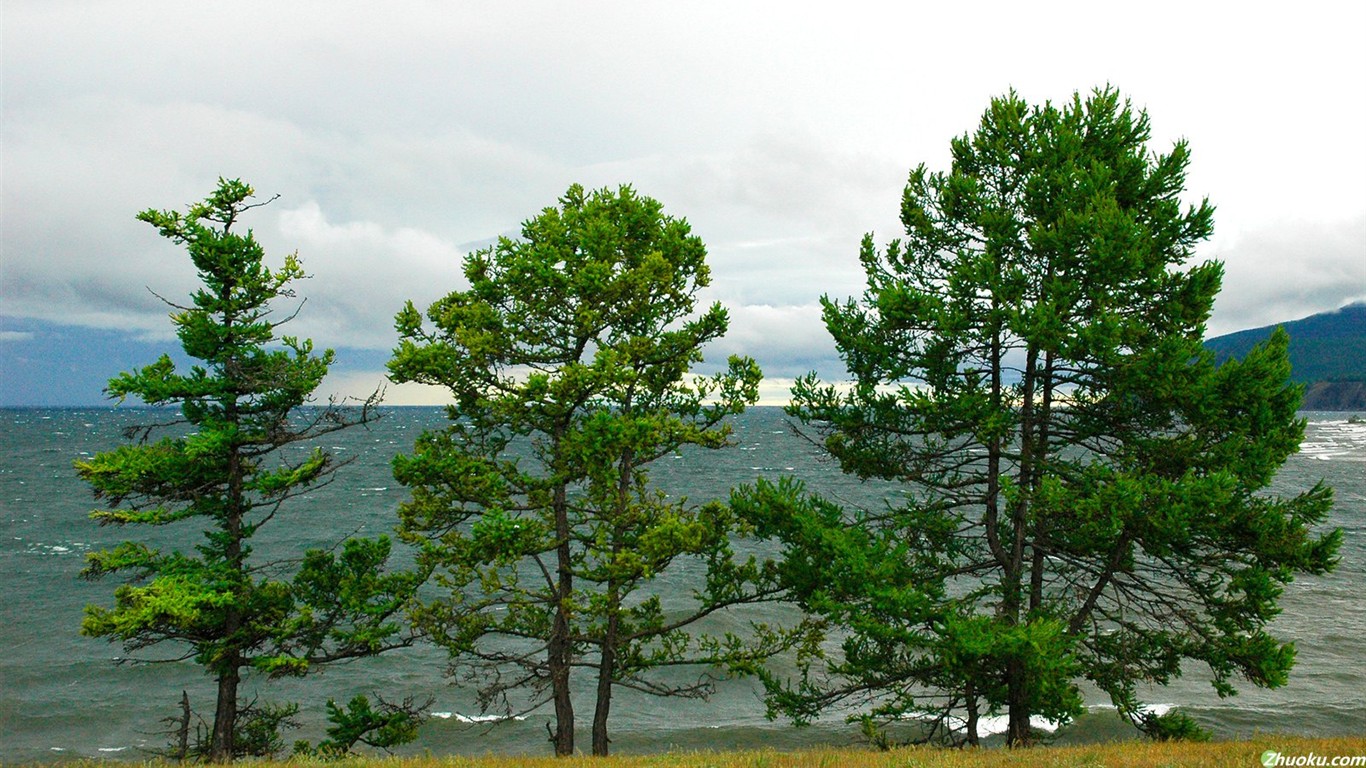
[[2, 407, 1363, 760]]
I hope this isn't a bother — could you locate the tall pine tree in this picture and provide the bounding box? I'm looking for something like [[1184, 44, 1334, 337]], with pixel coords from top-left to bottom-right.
[[77, 179, 419, 762], [746, 88, 1340, 745]]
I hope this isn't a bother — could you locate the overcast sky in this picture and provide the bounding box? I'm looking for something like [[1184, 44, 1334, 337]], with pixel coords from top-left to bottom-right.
[[3, 2, 1364, 405]]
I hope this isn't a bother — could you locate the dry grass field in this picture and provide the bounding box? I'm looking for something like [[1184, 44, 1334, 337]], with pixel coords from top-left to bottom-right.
[[30, 737, 1366, 768]]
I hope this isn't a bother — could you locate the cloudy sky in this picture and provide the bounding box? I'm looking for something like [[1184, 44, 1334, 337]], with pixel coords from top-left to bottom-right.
[[3, 2, 1364, 406]]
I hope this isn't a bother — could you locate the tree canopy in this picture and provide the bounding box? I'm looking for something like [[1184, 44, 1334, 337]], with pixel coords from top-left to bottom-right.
[[389, 183, 797, 756], [743, 88, 1340, 746]]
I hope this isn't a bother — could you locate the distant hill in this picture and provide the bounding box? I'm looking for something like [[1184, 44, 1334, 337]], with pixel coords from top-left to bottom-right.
[[1205, 302, 1366, 410]]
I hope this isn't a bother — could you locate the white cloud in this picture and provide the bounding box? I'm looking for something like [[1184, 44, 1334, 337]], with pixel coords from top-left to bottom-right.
[[270, 202, 472, 349]]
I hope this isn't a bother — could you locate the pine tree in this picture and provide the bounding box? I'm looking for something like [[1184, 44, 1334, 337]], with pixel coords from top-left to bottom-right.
[[389, 183, 798, 756], [749, 88, 1340, 746], [77, 179, 418, 762]]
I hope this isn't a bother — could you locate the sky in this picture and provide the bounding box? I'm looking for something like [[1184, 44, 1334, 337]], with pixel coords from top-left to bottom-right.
[[3, 1, 1364, 406]]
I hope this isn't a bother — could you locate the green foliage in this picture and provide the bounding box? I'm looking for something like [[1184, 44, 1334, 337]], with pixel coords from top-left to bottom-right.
[[294, 695, 428, 758], [1139, 709, 1212, 742], [154, 695, 302, 762], [390, 184, 801, 756], [76, 178, 418, 762], [231, 700, 301, 760], [749, 88, 1340, 747]]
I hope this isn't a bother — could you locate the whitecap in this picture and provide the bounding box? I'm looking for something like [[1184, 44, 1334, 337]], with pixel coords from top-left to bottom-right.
[[934, 707, 1112, 737], [1085, 702, 1176, 719], [430, 712, 452, 719], [98, 747, 128, 753], [1140, 703, 1174, 718], [451, 713, 528, 723], [969, 714, 1060, 736]]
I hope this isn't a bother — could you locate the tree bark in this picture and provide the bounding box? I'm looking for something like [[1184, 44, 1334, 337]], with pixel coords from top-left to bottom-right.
[[591, 590, 619, 755], [1006, 667, 1031, 746], [211, 401, 245, 763], [208, 666, 239, 762], [1003, 345, 1040, 748], [548, 427, 575, 757], [593, 434, 633, 756], [173, 690, 191, 762], [964, 684, 980, 747]]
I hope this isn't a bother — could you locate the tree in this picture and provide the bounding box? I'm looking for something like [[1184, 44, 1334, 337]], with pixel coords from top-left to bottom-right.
[[389, 183, 796, 756], [750, 88, 1340, 746], [76, 179, 420, 762]]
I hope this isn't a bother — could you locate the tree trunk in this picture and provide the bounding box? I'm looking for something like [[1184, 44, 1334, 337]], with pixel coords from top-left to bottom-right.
[[548, 444, 575, 756], [591, 596, 619, 755], [208, 665, 239, 762], [548, 612, 574, 756], [212, 430, 245, 763], [1003, 345, 1040, 748], [1029, 350, 1056, 616], [964, 684, 980, 747], [173, 690, 191, 762], [593, 434, 633, 756], [1006, 666, 1031, 746]]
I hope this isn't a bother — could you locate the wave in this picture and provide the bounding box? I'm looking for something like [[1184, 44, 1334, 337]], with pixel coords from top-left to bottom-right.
[[22, 540, 90, 556], [1089, 702, 1174, 718], [934, 703, 1175, 737], [1298, 420, 1366, 461], [961, 714, 1061, 737], [430, 712, 528, 724]]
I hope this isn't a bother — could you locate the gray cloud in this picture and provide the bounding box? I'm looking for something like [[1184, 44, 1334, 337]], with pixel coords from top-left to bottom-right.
[[1210, 213, 1366, 336], [707, 302, 839, 379]]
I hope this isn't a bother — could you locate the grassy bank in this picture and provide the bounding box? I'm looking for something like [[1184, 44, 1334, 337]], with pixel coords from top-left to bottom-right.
[[32, 737, 1366, 768]]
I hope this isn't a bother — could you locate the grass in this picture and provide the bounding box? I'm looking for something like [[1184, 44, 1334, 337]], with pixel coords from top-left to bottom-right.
[[390, 738, 1364, 768], [27, 737, 1366, 768]]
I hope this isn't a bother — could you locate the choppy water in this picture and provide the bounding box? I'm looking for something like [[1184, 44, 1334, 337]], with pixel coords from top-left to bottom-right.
[[2, 407, 1362, 760]]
